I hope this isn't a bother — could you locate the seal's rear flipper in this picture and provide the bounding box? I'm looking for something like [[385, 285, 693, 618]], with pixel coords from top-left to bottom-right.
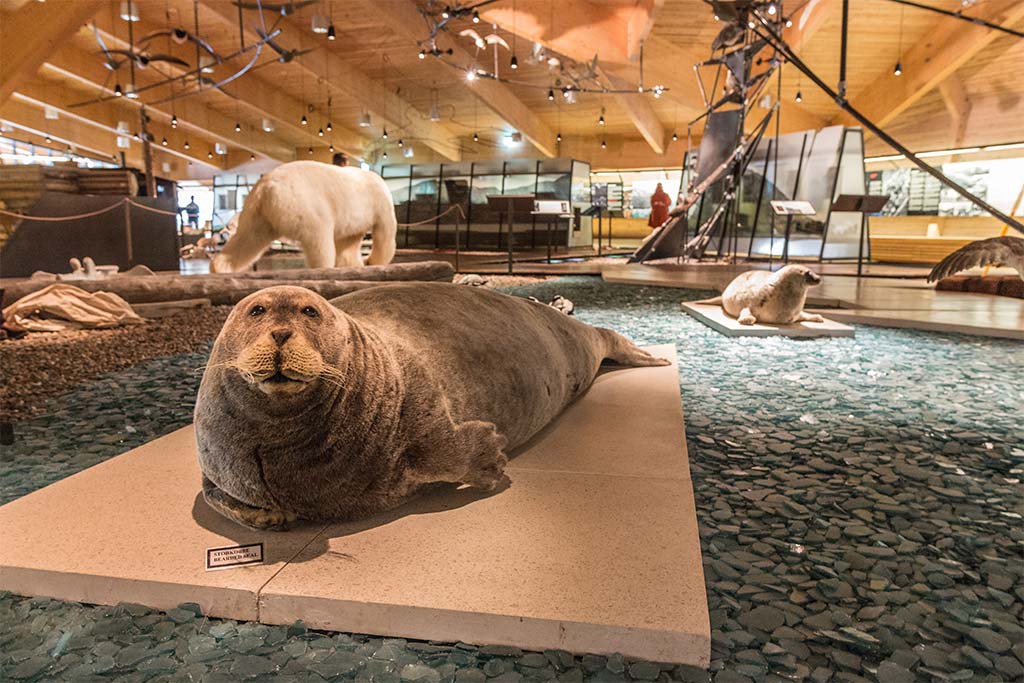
[[688, 295, 723, 306], [601, 330, 672, 367]]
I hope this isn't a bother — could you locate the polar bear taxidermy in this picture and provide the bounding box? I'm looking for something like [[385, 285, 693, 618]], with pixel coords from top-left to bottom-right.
[[211, 161, 397, 272]]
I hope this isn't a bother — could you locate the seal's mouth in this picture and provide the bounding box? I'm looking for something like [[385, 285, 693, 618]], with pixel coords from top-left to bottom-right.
[[254, 368, 315, 395]]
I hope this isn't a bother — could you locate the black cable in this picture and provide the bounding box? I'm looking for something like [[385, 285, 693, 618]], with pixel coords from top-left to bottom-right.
[[879, 0, 1024, 39]]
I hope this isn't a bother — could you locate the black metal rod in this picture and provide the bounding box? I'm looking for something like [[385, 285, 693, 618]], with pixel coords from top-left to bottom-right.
[[751, 16, 1024, 233], [881, 0, 1024, 39], [838, 0, 849, 99]]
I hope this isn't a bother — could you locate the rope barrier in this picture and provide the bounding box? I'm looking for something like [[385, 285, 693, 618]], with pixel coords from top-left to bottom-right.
[[0, 196, 182, 222], [396, 203, 466, 227]]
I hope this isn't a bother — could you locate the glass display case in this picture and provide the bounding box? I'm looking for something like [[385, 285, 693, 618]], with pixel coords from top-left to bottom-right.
[[382, 158, 592, 251]]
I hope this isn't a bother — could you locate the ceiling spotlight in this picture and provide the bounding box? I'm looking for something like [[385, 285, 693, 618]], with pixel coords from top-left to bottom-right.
[[398, 138, 404, 147], [510, 54, 518, 70], [318, 127, 324, 137], [748, 20, 755, 29], [785, 18, 793, 27], [556, 131, 562, 142], [382, 127, 388, 139], [601, 140, 607, 149], [326, 121, 333, 132], [419, 50, 426, 60], [473, 132, 479, 142], [114, 83, 124, 97], [795, 90, 803, 103], [171, 114, 177, 127], [234, 122, 241, 133], [671, 131, 678, 141], [893, 62, 903, 76], [184, 140, 190, 150], [301, 114, 308, 125], [767, 3, 777, 15], [548, 89, 555, 101], [327, 24, 337, 40], [466, 69, 477, 81], [161, 137, 168, 146]]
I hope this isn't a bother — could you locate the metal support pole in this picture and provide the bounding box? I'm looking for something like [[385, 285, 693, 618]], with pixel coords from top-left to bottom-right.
[[123, 199, 134, 266], [139, 107, 156, 198], [856, 207, 867, 277], [597, 208, 603, 257], [838, 0, 849, 100], [454, 212, 461, 273], [507, 199, 514, 274]]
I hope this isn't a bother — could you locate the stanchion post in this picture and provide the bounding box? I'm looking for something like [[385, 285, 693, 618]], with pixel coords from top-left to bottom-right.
[[123, 198, 134, 266]]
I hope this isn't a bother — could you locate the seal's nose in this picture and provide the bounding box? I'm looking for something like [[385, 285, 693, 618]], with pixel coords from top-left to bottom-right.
[[271, 329, 293, 346]]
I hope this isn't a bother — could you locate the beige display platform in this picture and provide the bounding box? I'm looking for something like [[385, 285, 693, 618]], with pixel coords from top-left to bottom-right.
[[0, 345, 710, 666], [681, 302, 855, 338]]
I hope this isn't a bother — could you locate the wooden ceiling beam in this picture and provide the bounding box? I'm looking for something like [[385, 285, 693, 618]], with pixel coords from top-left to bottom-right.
[[89, 11, 364, 160], [364, 0, 557, 158], [937, 73, 972, 147], [41, 43, 295, 162], [597, 68, 667, 155], [0, 97, 220, 175], [833, 0, 1024, 128], [0, 0, 105, 105], [627, 0, 666, 60], [8, 83, 224, 170], [197, 0, 462, 161]]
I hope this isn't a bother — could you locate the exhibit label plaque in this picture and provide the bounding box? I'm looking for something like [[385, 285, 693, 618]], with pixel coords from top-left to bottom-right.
[[205, 543, 264, 570]]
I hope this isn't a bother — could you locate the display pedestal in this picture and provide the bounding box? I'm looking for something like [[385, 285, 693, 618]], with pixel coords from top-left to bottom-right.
[[0, 345, 710, 666], [682, 302, 855, 338]]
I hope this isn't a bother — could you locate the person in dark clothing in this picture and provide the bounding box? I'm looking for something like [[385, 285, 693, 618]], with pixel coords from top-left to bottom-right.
[[332, 152, 349, 167], [182, 196, 200, 229], [648, 183, 672, 229]]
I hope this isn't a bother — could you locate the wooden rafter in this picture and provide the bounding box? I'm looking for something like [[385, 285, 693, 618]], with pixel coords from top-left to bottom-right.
[[365, 0, 557, 158], [198, 0, 463, 161], [597, 68, 667, 155], [0, 0, 105, 105], [833, 0, 1024, 128], [937, 73, 971, 147]]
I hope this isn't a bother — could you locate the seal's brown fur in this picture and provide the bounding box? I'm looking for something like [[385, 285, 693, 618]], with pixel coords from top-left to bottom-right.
[[720, 265, 824, 325], [195, 283, 668, 529]]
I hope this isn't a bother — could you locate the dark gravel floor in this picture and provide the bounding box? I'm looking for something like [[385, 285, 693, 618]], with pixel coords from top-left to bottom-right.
[[1, 276, 1022, 682]]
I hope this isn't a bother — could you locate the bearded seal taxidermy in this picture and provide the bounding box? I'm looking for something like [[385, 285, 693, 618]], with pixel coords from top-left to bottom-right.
[[697, 265, 824, 325], [195, 283, 669, 530]]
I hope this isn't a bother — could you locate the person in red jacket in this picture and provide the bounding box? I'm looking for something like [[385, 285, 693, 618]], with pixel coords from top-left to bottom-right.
[[648, 182, 672, 228]]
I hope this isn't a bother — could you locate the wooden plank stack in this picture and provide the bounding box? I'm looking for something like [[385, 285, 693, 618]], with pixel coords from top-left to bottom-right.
[[76, 168, 139, 196]]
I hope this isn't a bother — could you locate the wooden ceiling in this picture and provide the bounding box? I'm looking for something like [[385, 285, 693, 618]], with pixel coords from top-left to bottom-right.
[[1, 0, 1022, 178]]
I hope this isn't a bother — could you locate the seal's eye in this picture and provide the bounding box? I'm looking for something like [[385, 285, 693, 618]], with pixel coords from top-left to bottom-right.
[[301, 306, 319, 318], [249, 305, 266, 317]]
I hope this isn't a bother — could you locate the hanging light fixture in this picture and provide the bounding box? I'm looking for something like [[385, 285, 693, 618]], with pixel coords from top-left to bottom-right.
[[510, 54, 518, 70], [359, 112, 372, 127], [382, 127, 388, 139], [215, 142, 226, 155], [329, 144, 335, 152], [119, 0, 139, 21], [208, 151, 213, 159], [234, 122, 241, 133], [161, 137, 168, 146], [795, 90, 803, 103], [301, 114, 308, 125], [893, 62, 903, 76], [466, 69, 477, 81], [418, 50, 426, 60], [441, 5, 450, 19], [785, 18, 793, 27], [547, 89, 555, 101], [473, 132, 479, 142], [44, 134, 52, 143], [262, 118, 274, 132], [327, 24, 336, 40], [472, 10, 480, 23], [171, 114, 177, 128], [397, 138, 404, 147], [326, 121, 333, 132], [318, 127, 325, 137], [311, 15, 329, 33], [114, 83, 124, 97], [767, 2, 777, 15], [184, 139, 190, 150], [556, 132, 562, 142], [383, 150, 388, 159], [671, 131, 678, 142], [125, 84, 139, 99], [598, 109, 605, 126], [308, 146, 314, 155], [601, 140, 607, 149], [250, 153, 256, 161]]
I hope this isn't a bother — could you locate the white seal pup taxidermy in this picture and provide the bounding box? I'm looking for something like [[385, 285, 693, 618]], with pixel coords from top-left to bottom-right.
[[211, 161, 397, 272], [195, 283, 669, 530], [697, 265, 824, 325]]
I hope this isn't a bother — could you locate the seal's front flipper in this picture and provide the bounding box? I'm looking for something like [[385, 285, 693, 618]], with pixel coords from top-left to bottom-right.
[[797, 311, 825, 323], [202, 475, 298, 531], [455, 421, 509, 491]]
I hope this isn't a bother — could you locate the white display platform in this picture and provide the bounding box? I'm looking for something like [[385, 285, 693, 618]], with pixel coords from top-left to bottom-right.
[[0, 345, 710, 666], [681, 302, 855, 338]]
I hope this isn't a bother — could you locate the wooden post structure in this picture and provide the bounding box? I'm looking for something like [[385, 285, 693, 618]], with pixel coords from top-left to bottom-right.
[[139, 107, 157, 198]]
